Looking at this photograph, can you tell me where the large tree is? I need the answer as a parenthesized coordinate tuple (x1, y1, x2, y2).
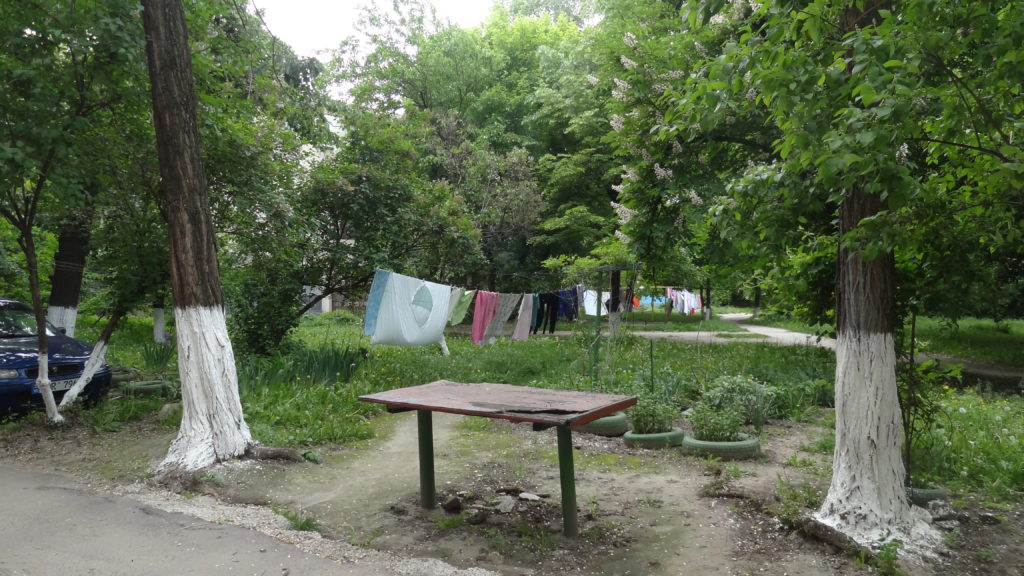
(0, 0, 144, 421)
(656, 0, 1023, 552)
(141, 0, 252, 477)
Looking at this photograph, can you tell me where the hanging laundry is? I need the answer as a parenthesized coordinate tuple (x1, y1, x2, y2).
(363, 269, 391, 337)
(364, 270, 453, 347)
(448, 289, 476, 325)
(482, 293, 523, 344)
(511, 294, 533, 341)
(536, 291, 544, 332)
(557, 289, 575, 320)
(582, 290, 608, 317)
(535, 292, 559, 334)
(639, 295, 665, 307)
(472, 291, 498, 345)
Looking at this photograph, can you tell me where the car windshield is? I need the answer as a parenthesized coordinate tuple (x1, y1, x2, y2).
(0, 308, 57, 338)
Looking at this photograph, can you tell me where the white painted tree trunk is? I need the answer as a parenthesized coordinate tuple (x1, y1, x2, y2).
(46, 306, 77, 337)
(157, 306, 251, 476)
(58, 339, 107, 408)
(153, 307, 167, 344)
(36, 354, 64, 423)
(814, 331, 937, 553)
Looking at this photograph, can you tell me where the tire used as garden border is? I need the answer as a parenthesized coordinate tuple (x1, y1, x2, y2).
(120, 380, 175, 397)
(681, 433, 761, 459)
(623, 427, 684, 449)
(578, 411, 629, 437)
(907, 486, 948, 507)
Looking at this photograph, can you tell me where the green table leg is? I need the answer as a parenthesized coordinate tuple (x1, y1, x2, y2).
(417, 410, 436, 509)
(556, 425, 578, 537)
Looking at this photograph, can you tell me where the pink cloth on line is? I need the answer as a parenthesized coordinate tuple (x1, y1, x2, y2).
(471, 290, 498, 345)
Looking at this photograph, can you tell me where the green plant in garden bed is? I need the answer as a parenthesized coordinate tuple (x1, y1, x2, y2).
(140, 341, 176, 376)
(627, 398, 678, 434)
(700, 375, 782, 432)
(687, 401, 744, 442)
(624, 398, 683, 448)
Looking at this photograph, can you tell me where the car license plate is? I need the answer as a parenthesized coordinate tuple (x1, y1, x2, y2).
(51, 378, 78, 392)
(31, 378, 79, 394)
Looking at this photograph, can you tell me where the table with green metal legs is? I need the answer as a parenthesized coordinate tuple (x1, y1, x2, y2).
(359, 380, 636, 537)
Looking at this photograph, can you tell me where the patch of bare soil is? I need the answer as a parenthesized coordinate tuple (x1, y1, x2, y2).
(1, 409, 1022, 576)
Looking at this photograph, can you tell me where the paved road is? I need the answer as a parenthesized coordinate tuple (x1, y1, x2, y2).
(0, 465, 383, 576)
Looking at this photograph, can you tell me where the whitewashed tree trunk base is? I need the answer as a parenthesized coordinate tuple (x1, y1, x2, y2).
(157, 306, 251, 478)
(59, 340, 107, 408)
(815, 331, 938, 556)
(153, 307, 167, 344)
(36, 355, 64, 423)
(47, 306, 77, 338)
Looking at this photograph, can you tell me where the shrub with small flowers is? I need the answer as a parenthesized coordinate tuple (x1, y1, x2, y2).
(912, 389, 1024, 502)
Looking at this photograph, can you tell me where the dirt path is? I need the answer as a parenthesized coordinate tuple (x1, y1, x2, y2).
(2, 318, 1021, 575)
(201, 411, 862, 576)
(4, 404, 1023, 575)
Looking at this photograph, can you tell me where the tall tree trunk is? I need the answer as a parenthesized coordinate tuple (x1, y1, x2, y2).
(59, 309, 124, 408)
(19, 231, 62, 423)
(608, 270, 621, 338)
(702, 280, 712, 320)
(142, 0, 251, 479)
(152, 293, 168, 344)
(814, 1, 936, 552)
(752, 285, 762, 319)
(47, 220, 92, 337)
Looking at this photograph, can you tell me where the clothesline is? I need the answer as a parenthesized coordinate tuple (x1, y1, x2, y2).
(362, 269, 588, 349)
(361, 269, 702, 351)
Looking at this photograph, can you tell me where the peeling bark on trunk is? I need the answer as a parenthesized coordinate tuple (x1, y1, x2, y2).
(142, 0, 251, 478)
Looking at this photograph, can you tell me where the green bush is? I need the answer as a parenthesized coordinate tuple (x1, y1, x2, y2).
(688, 401, 744, 442)
(627, 398, 678, 434)
(701, 375, 782, 428)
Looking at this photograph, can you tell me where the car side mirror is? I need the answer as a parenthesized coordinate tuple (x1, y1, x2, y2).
(58, 327, 66, 335)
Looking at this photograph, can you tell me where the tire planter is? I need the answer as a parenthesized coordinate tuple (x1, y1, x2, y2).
(907, 486, 948, 507)
(681, 433, 761, 460)
(121, 380, 175, 397)
(623, 427, 684, 449)
(579, 412, 629, 437)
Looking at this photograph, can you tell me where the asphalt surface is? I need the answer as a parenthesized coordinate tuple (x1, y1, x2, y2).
(0, 465, 381, 576)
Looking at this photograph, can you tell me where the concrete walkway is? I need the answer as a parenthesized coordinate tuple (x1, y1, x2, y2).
(718, 313, 836, 349)
(0, 465, 389, 576)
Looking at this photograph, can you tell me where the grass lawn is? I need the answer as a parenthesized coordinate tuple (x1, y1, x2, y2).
(912, 316, 1024, 368)
(51, 309, 1024, 505)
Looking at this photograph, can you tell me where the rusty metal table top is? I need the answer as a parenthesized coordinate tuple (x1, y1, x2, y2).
(358, 380, 636, 428)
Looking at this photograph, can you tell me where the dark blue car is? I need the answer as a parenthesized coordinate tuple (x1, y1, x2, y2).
(0, 299, 113, 415)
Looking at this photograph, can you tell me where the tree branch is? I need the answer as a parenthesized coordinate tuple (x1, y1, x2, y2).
(907, 136, 1011, 162)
